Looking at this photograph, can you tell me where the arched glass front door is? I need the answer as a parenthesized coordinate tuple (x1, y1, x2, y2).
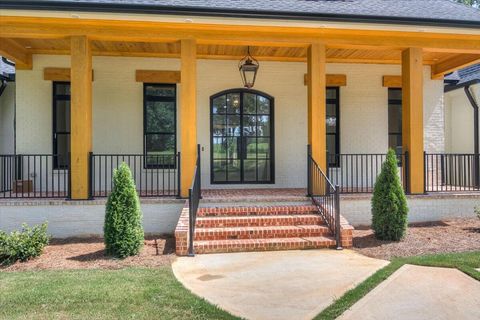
(210, 89, 274, 184)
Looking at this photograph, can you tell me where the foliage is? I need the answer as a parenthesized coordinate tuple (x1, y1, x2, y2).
(0, 222, 50, 265)
(371, 149, 408, 241)
(475, 206, 480, 220)
(104, 163, 144, 258)
(0, 267, 239, 320)
(454, 0, 479, 7)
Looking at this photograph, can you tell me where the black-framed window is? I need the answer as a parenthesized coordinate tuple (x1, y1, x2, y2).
(53, 82, 70, 169)
(143, 83, 177, 168)
(388, 88, 402, 154)
(327, 87, 340, 167)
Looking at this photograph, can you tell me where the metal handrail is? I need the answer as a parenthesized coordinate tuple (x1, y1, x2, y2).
(89, 153, 181, 198)
(425, 152, 480, 192)
(307, 145, 342, 250)
(188, 144, 202, 256)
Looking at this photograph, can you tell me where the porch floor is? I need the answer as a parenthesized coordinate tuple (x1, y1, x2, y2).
(201, 188, 308, 203)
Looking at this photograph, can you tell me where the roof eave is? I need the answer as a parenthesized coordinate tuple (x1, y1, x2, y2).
(1, 1, 480, 29)
(445, 79, 480, 93)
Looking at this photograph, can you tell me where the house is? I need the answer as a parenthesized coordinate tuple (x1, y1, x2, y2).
(445, 65, 479, 154)
(0, 0, 479, 255)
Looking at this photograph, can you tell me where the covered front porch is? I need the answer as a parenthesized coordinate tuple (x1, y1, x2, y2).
(1, 16, 480, 201)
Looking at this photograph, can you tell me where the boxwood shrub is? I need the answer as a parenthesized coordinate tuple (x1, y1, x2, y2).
(104, 163, 144, 258)
(0, 222, 50, 265)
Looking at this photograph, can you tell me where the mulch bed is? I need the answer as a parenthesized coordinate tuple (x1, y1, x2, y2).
(1, 235, 176, 272)
(2, 218, 479, 270)
(353, 218, 480, 260)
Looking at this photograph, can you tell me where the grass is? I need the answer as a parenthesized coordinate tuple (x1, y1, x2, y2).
(315, 251, 480, 320)
(0, 267, 238, 320)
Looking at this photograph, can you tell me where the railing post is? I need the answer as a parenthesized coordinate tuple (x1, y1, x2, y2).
(307, 145, 312, 197)
(404, 151, 410, 194)
(88, 152, 93, 200)
(67, 152, 71, 200)
(197, 144, 201, 199)
(188, 189, 194, 257)
(334, 185, 342, 250)
(177, 152, 181, 198)
(423, 151, 427, 194)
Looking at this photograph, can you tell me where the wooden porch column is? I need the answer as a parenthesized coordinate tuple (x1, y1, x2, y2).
(402, 47, 424, 194)
(307, 42, 327, 171)
(70, 36, 93, 200)
(180, 39, 197, 198)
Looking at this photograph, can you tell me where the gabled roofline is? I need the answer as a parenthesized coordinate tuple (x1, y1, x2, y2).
(1, 0, 480, 29)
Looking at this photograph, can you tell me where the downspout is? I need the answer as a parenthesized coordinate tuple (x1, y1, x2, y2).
(464, 86, 479, 188)
(0, 79, 6, 97)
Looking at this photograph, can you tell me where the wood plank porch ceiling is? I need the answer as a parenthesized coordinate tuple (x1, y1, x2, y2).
(6, 37, 464, 66)
(1, 16, 480, 75)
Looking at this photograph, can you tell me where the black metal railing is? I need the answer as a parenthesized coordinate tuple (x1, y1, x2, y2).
(0, 154, 69, 199)
(327, 153, 409, 194)
(188, 144, 202, 256)
(90, 153, 181, 198)
(307, 146, 342, 249)
(425, 153, 480, 192)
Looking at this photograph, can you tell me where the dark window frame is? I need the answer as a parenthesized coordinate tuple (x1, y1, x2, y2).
(327, 86, 341, 167)
(388, 88, 402, 154)
(209, 88, 275, 185)
(52, 81, 70, 170)
(143, 83, 177, 169)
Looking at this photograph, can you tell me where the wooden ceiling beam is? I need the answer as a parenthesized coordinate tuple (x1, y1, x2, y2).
(28, 48, 437, 65)
(2, 16, 480, 53)
(431, 54, 480, 80)
(0, 38, 32, 69)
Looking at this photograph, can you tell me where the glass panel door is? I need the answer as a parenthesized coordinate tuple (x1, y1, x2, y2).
(211, 90, 274, 184)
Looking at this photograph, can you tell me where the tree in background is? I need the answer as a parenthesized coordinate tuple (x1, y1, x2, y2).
(455, 0, 479, 7)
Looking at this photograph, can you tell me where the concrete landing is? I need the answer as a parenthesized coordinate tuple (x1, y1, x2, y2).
(172, 250, 387, 320)
(339, 264, 480, 320)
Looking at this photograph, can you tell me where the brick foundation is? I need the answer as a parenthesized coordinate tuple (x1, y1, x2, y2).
(174, 203, 190, 256)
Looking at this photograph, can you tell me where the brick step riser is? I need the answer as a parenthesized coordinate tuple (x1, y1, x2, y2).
(198, 207, 318, 217)
(194, 241, 336, 254)
(196, 217, 324, 228)
(198, 211, 318, 217)
(194, 229, 332, 241)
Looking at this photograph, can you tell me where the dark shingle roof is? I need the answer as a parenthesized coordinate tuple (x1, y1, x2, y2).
(444, 64, 480, 89)
(457, 64, 480, 84)
(1, 0, 480, 28)
(0, 58, 15, 80)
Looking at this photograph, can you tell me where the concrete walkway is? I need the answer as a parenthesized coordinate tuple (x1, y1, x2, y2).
(339, 264, 480, 320)
(173, 250, 388, 320)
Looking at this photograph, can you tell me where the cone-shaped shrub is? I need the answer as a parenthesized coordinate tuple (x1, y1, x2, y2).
(371, 149, 408, 241)
(104, 163, 144, 258)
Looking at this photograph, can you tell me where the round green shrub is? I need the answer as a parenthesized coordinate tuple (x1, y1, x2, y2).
(104, 163, 144, 258)
(371, 149, 408, 241)
(0, 222, 50, 265)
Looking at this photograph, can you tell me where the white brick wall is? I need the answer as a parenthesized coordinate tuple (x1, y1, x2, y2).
(0, 200, 184, 237)
(445, 83, 480, 153)
(341, 194, 479, 226)
(0, 83, 15, 154)
(15, 55, 445, 188)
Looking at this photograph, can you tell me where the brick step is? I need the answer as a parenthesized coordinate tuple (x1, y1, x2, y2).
(194, 236, 337, 254)
(194, 224, 331, 241)
(197, 205, 318, 217)
(195, 214, 324, 228)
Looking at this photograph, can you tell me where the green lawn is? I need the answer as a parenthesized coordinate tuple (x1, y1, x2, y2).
(0, 267, 238, 320)
(315, 251, 480, 320)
